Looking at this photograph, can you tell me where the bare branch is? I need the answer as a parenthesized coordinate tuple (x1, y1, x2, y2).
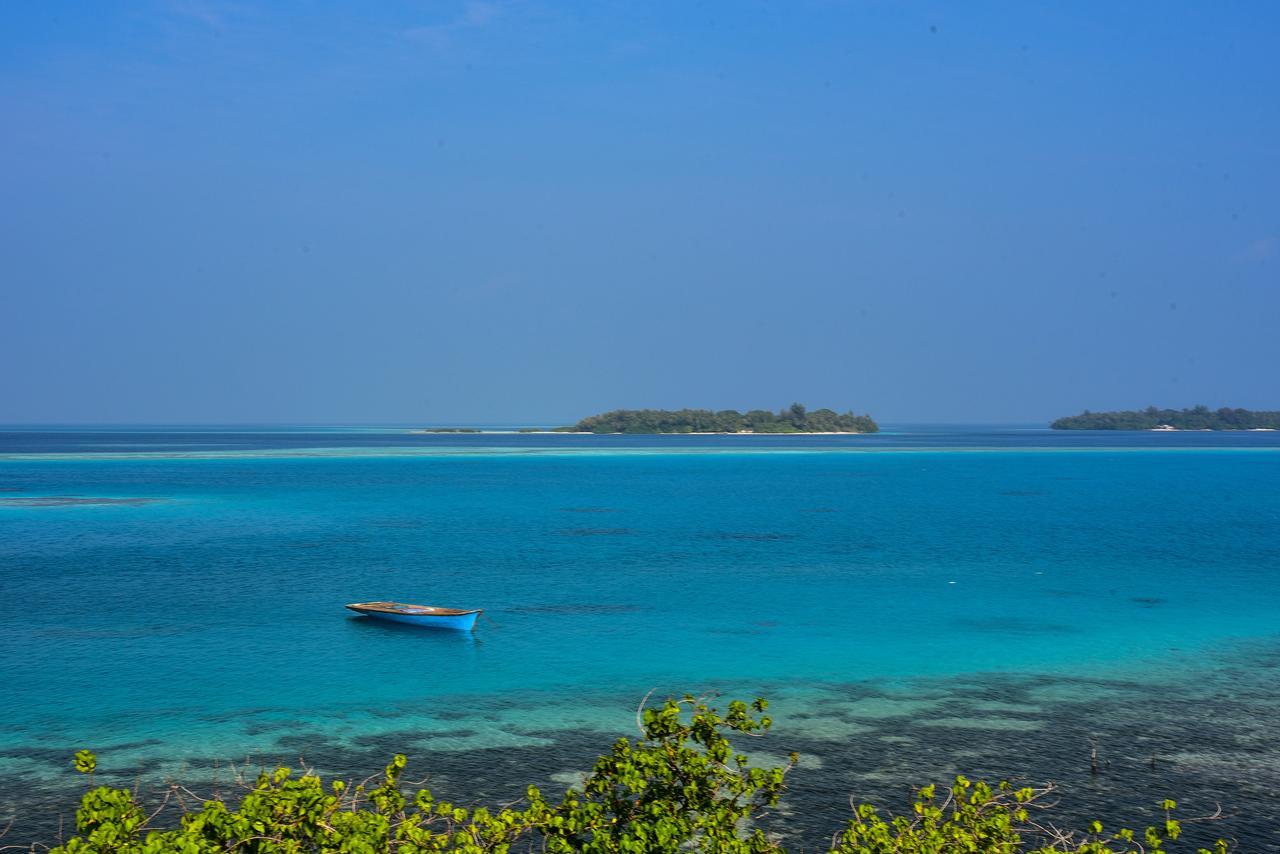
(635, 687, 657, 735)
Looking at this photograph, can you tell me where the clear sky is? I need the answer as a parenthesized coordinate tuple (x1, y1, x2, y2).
(2, 2, 1277, 425)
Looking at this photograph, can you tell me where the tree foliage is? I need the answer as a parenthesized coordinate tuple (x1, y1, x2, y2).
(568, 405, 878, 434)
(48, 696, 1226, 853)
(1051, 406, 1280, 431)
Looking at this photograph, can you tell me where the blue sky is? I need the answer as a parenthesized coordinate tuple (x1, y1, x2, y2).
(2, 1, 1277, 424)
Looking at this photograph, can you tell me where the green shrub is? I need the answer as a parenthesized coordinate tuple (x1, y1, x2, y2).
(50, 696, 1227, 853)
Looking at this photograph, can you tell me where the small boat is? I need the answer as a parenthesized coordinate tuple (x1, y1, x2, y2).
(346, 601, 482, 631)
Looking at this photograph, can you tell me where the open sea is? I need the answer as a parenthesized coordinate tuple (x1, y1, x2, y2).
(1, 425, 1278, 850)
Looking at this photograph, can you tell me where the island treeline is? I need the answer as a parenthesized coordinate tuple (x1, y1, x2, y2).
(564, 403, 878, 434)
(1051, 405, 1280, 431)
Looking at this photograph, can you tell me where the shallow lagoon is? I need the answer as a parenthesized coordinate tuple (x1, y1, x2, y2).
(1, 427, 1278, 848)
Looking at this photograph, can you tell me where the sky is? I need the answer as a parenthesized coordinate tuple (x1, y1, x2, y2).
(1, 1, 1277, 425)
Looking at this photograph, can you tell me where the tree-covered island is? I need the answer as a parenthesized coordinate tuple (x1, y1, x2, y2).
(557, 403, 878, 434)
(1052, 406, 1280, 431)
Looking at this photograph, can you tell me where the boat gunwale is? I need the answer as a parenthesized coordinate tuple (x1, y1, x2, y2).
(346, 601, 482, 617)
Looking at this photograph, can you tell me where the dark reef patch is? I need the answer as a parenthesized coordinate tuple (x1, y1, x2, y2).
(701, 531, 798, 542)
(97, 740, 164, 754)
(506, 603, 640, 616)
(35, 625, 190, 640)
(0, 746, 78, 765)
(289, 535, 368, 549)
(824, 539, 882, 554)
(952, 617, 1081, 636)
(349, 729, 479, 749)
(816, 471, 885, 479)
(242, 720, 311, 736)
(199, 707, 291, 725)
(0, 496, 164, 508)
(274, 733, 336, 753)
(430, 710, 473, 722)
(557, 528, 633, 537)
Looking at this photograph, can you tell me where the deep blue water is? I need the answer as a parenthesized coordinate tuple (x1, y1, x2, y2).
(2, 426, 1278, 848)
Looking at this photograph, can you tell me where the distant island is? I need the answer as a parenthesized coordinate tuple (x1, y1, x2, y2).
(549, 404, 878, 434)
(1051, 406, 1280, 431)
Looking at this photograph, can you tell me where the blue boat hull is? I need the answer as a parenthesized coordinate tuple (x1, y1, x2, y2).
(359, 610, 479, 631)
(346, 602, 481, 631)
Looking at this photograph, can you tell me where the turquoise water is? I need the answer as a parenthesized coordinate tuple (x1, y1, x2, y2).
(2, 427, 1279, 847)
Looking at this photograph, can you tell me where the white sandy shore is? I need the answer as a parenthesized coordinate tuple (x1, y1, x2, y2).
(1147, 426, 1277, 432)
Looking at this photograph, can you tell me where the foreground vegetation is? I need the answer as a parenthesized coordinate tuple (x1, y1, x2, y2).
(561, 404, 878, 434)
(1051, 406, 1280, 431)
(51, 696, 1226, 853)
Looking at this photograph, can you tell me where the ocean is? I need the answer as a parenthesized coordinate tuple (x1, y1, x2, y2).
(1, 426, 1278, 850)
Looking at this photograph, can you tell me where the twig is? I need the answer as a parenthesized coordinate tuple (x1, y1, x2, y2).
(635, 688, 656, 736)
